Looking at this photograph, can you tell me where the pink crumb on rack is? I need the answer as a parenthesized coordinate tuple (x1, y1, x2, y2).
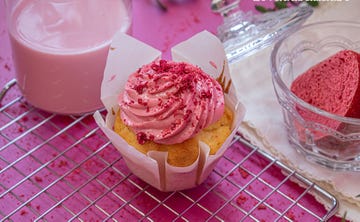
(257, 204, 267, 210)
(238, 167, 249, 179)
(34, 176, 43, 183)
(286, 211, 296, 220)
(236, 194, 247, 205)
(4, 63, 11, 71)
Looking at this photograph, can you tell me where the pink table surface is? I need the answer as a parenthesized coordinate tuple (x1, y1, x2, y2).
(0, 0, 343, 221)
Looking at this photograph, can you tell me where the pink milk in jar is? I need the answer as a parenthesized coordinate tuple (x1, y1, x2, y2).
(7, 0, 131, 114)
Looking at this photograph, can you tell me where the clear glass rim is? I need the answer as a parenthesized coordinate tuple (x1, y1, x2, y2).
(271, 20, 360, 125)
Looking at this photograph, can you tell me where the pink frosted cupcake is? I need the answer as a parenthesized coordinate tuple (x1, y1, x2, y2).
(94, 31, 245, 191)
(114, 59, 233, 167)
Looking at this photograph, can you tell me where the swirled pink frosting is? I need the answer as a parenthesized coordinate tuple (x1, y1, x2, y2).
(119, 60, 225, 145)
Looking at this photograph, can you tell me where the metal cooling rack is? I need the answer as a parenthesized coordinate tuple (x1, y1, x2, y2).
(0, 80, 338, 221)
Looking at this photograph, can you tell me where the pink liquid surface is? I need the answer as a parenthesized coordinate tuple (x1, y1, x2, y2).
(8, 0, 131, 114)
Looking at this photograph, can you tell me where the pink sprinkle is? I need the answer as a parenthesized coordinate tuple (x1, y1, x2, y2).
(209, 61, 217, 69)
(109, 75, 116, 82)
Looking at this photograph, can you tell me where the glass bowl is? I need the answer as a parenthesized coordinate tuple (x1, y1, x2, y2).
(271, 21, 360, 171)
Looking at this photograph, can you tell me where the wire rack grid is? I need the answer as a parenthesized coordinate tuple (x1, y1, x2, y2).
(0, 80, 338, 221)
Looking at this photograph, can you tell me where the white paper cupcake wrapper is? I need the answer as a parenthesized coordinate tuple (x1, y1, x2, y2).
(94, 31, 245, 191)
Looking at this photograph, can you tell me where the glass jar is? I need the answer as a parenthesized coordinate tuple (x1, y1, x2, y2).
(5, 0, 132, 114)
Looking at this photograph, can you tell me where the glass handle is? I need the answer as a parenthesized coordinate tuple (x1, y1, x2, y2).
(211, 1, 314, 64)
(211, 0, 241, 17)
